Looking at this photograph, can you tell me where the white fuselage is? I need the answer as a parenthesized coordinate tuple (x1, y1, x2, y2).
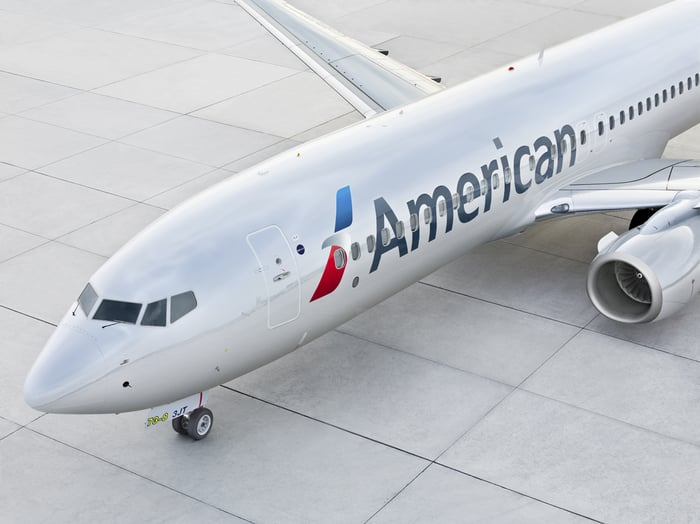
(24, 0, 700, 414)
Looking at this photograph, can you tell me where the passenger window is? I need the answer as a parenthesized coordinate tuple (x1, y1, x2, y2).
(438, 199, 446, 217)
(333, 248, 347, 270)
(409, 214, 419, 232)
(679, 82, 684, 95)
(598, 121, 604, 136)
(492, 173, 500, 190)
(550, 144, 557, 157)
(629, 106, 634, 120)
(663, 89, 668, 103)
(78, 283, 98, 316)
(452, 193, 460, 209)
(424, 207, 432, 224)
(504, 166, 512, 183)
(380, 227, 390, 247)
(480, 179, 488, 195)
(695, 73, 699, 87)
(655, 93, 660, 107)
(609, 116, 615, 131)
(396, 221, 405, 240)
(580, 130, 587, 146)
(350, 242, 361, 261)
(529, 155, 536, 171)
(688, 77, 692, 90)
(646, 97, 651, 111)
(620, 110, 626, 125)
(170, 291, 197, 324)
(638, 101, 643, 115)
(94, 299, 142, 324)
(465, 185, 474, 203)
(671, 85, 676, 98)
(367, 235, 376, 253)
(142, 299, 167, 327)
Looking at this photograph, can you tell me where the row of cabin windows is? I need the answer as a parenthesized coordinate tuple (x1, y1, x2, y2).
(343, 73, 700, 273)
(598, 73, 700, 136)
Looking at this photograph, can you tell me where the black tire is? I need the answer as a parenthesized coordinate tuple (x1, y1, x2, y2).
(171, 415, 188, 435)
(187, 408, 214, 440)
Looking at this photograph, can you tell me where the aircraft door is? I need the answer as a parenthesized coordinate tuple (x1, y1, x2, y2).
(246, 226, 301, 328)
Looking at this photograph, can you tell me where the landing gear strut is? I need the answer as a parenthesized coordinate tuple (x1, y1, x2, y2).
(172, 407, 214, 440)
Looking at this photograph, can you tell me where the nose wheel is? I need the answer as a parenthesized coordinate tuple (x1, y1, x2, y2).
(172, 407, 214, 440)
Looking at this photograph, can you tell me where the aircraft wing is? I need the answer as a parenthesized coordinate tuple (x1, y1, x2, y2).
(535, 159, 700, 219)
(236, 0, 444, 118)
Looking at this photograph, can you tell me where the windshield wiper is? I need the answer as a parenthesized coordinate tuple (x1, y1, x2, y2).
(101, 320, 126, 329)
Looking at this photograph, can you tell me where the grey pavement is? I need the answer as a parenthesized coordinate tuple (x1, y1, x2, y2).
(1, 1, 695, 523)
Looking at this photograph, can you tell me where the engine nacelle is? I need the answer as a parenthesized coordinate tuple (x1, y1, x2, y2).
(588, 197, 700, 323)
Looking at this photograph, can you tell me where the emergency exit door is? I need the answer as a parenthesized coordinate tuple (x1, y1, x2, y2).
(246, 226, 301, 328)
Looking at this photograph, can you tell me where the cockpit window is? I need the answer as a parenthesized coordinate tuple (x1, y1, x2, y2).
(141, 299, 167, 327)
(78, 283, 98, 316)
(171, 291, 197, 323)
(93, 300, 142, 324)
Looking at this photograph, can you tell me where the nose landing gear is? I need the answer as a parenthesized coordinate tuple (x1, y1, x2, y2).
(172, 407, 214, 440)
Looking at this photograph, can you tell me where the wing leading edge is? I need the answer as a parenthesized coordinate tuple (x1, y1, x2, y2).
(236, 0, 444, 117)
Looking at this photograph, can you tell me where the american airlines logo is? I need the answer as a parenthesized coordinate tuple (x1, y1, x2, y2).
(310, 186, 353, 302)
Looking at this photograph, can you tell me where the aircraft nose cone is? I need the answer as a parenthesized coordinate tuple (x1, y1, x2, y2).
(24, 325, 106, 413)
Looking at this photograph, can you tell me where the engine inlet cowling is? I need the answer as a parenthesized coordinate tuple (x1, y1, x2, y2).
(587, 253, 662, 323)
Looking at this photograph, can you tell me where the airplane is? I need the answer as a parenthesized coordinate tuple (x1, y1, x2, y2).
(23, 0, 700, 440)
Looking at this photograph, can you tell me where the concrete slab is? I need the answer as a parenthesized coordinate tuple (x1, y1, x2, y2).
(576, 0, 674, 18)
(21, 92, 179, 140)
(41, 141, 213, 201)
(194, 72, 356, 139)
(0, 163, 25, 182)
(224, 140, 302, 174)
(0, 116, 106, 170)
(504, 213, 630, 264)
(370, 35, 463, 70)
(587, 304, 700, 361)
(0, 10, 76, 46)
(477, 10, 618, 58)
(368, 464, 590, 524)
(97, 54, 298, 113)
(440, 390, 700, 523)
(0, 242, 105, 324)
(0, 71, 77, 114)
(29, 388, 427, 524)
(232, 330, 512, 458)
(0, 418, 19, 440)
(0, 224, 45, 263)
(58, 204, 165, 258)
(290, 112, 362, 143)
(222, 33, 307, 71)
(524, 330, 700, 445)
(423, 241, 599, 326)
(0, 28, 202, 90)
(145, 169, 235, 210)
(0, 429, 246, 523)
(340, 283, 580, 386)
(0, 308, 52, 425)
(99, 0, 266, 52)
(122, 116, 283, 168)
(0, 172, 132, 238)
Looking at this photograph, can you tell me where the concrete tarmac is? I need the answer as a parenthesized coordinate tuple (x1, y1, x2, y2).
(2, 1, 699, 522)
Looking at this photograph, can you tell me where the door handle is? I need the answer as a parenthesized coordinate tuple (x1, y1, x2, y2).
(273, 271, 291, 282)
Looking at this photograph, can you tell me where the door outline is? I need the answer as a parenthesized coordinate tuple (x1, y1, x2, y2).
(246, 225, 301, 329)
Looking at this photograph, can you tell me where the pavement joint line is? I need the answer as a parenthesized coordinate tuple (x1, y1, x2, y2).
(433, 462, 607, 524)
(519, 387, 700, 451)
(0, 304, 56, 327)
(362, 463, 433, 524)
(417, 280, 591, 329)
(333, 327, 517, 389)
(19, 425, 256, 524)
(222, 385, 604, 522)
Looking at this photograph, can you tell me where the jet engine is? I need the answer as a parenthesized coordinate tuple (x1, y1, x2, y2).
(587, 195, 700, 323)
